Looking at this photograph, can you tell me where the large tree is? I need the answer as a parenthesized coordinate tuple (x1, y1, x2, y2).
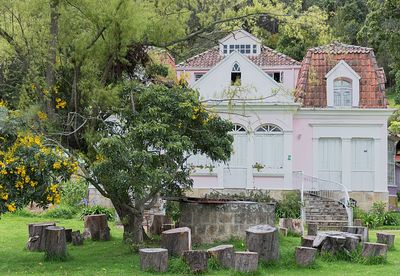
(84, 83, 233, 242)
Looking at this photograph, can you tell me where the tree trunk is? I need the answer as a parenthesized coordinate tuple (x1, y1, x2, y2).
(114, 202, 144, 243)
(83, 214, 110, 241)
(45, 0, 59, 118)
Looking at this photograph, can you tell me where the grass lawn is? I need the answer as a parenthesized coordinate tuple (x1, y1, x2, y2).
(1, 214, 400, 275)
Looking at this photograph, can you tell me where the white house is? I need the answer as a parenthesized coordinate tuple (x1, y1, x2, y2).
(176, 30, 393, 210)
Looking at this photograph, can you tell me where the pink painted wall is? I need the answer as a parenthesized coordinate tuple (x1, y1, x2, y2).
(253, 176, 284, 189)
(292, 118, 314, 175)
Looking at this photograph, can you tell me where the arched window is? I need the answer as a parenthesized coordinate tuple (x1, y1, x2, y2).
(333, 78, 352, 107)
(232, 124, 246, 132)
(231, 62, 241, 86)
(254, 124, 284, 169)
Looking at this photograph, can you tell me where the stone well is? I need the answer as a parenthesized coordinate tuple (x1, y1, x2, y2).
(179, 201, 275, 244)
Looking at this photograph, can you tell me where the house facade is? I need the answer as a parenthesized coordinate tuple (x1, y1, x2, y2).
(177, 30, 393, 210)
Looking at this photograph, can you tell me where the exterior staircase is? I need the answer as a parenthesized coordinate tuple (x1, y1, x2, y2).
(304, 193, 349, 230)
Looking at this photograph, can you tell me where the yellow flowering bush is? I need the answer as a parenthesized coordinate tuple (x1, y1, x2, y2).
(0, 133, 77, 215)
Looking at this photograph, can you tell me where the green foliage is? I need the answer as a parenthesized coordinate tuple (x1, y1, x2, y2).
(59, 178, 88, 207)
(275, 191, 301, 219)
(167, 257, 190, 274)
(42, 205, 78, 219)
(0, 107, 77, 215)
(79, 205, 115, 221)
(145, 64, 169, 78)
(165, 200, 181, 223)
(355, 201, 400, 229)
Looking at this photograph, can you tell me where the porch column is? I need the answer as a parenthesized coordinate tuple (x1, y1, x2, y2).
(342, 138, 352, 191)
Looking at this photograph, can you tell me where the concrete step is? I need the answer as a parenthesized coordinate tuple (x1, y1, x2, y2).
(306, 220, 349, 228)
(306, 214, 348, 221)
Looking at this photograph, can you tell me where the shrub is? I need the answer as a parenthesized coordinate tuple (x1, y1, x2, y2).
(79, 205, 115, 221)
(275, 191, 301, 219)
(42, 205, 78, 219)
(60, 178, 88, 207)
(165, 200, 180, 223)
(355, 201, 400, 229)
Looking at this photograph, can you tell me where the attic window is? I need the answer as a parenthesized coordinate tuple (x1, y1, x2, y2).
(231, 63, 241, 86)
(333, 78, 352, 106)
(194, 73, 204, 81)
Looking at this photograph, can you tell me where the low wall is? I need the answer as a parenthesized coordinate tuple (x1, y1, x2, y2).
(179, 201, 275, 244)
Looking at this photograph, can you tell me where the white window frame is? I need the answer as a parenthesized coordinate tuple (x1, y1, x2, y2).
(333, 78, 352, 107)
(253, 124, 284, 172)
(326, 60, 361, 107)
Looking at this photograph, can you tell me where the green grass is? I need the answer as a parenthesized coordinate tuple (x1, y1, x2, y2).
(1, 214, 400, 275)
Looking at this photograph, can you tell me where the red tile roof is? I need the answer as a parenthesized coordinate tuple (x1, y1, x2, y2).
(295, 42, 387, 108)
(177, 46, 301, 69)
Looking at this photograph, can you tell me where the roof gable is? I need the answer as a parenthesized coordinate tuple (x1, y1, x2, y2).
(218, 29, 261, 44)
(325, 60, 361, 80)
(192, 51, 293, 104)
(295, 42, 387, 108)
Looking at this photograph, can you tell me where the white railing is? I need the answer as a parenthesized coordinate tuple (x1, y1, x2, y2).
(293, 171, 353, 229)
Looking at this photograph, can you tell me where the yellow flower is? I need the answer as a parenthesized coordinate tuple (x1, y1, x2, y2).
(55, 98, 66, 109)
(54, 193, 61, 204)
(6, 203, 16, 212)
(25, 176, 30, 183)
(37, 111, 48, 121)
(53, 162, 61, 170)
(42, 88, 49, 95)
(49, 184, 58, 193)
(1, 193, 8, 201)
(15, 181, 24, 190)
(31, 83, 36, 90)
(47, 194, 53, 202)
(30, 181, 38, 187)
(0, 100, 6, 107)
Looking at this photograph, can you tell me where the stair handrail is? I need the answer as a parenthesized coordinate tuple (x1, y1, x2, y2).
(293, 171, 353, 230)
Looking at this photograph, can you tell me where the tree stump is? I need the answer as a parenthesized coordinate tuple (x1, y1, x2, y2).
(307, 223, 318, 236)
(27, 222, 56, 251)
(362, 242, 388, 258)
(341, 226, 368, 242)
(161, 224, 175, 231)
(161, 227, 191, 256)
(83, 214, 110, 241)
(65, 229, 72, 243)
(321, 236, 346, 255)
(295, 246, 317, 267)
(376, 232, 395, 248)
(234, 252, 258, 273)
(301, 236, 316, 248)
(183, 250, 208, 273)
(344, 236, 360, 252)
(139, 248, 168, 272)
(353, 219, 363, 226)
(44, 226, 67, 260)
(149, 215, 172, 236)
(278, 227, 288, 237)
(279, 218, 302, 235)
(246, 224, 279, 262)
(71, 230, 84, 246)
(207, 244, 234, 268)
(314, 231, 362, 254)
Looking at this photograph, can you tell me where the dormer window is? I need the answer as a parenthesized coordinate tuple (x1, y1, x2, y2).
(325, 60, 361, 107)
(231, 62, 241, 86)
(333, 78, 352, 106)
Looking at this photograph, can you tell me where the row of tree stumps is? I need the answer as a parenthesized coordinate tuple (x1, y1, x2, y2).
(139, 224, 280, 273)
(26, 214, 110, 260)
(295, 222, 396, 267)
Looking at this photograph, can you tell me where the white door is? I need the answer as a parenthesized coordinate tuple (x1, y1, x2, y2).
(352, 138, 374, 191)
(223, 125, 248, 188)
(318, 138, 342, 183)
